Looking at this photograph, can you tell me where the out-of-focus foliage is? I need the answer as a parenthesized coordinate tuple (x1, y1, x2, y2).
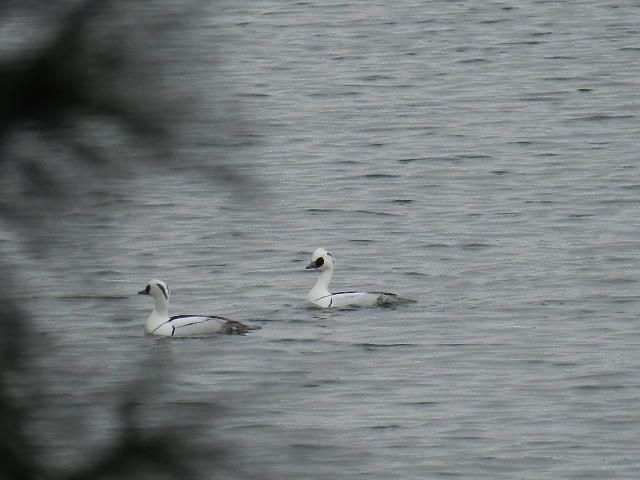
(0, 1, 253, 478)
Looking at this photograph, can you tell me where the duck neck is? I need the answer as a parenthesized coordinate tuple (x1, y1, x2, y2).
(152, 296, 169, 319)
(312, 268, 333, 297)
(145, 296, 169, 334)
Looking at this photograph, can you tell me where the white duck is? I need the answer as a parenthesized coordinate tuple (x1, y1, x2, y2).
(138, 279, 259, 336)
(305, 248, 415, 308)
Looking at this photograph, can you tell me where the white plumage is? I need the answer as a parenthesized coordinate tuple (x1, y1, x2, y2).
(138, 279, 259, 336)
(305, 248, 415, 308)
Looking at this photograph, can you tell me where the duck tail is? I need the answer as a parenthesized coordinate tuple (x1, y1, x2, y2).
(223, 320, 261, 335)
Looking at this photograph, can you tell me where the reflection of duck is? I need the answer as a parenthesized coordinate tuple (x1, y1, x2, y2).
(138, 279, 259, 336)
(305, 248, 415, 308)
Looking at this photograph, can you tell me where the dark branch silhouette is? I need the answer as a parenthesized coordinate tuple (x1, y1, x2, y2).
(0, 2, 259, 479)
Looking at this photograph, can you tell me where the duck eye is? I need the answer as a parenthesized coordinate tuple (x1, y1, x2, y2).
(315, 257, 324, 268)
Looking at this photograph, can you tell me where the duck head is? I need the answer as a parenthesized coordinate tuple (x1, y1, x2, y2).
(305, 248, 334, 272)
(138, 279, 170, 301)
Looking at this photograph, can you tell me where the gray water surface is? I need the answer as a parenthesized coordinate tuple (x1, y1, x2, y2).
(4, 1, 640, 479)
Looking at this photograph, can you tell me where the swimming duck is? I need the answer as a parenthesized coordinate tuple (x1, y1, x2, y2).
(138, 279, 259, 336)
(305, 248, 415, 308)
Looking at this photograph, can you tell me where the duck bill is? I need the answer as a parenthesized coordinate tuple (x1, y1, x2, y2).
(305, 262, 317, 270)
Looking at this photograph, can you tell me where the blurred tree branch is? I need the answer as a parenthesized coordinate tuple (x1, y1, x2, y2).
(0, 1, 257, 479)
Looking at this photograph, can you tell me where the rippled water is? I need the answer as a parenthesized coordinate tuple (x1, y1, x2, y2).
(5, 1, 640, 478)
